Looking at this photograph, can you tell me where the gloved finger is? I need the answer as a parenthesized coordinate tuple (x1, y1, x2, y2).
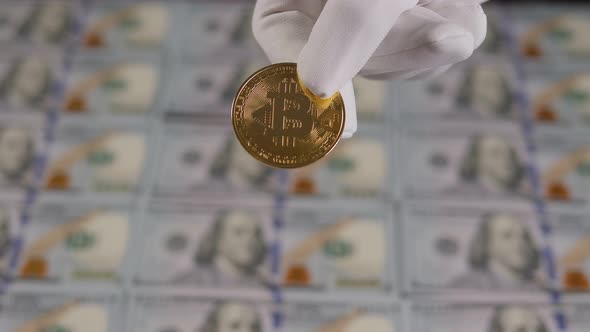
(252, 0, 357, 139)
(358, 5, 474, 77)
(252, 0, 321, 63)
(298, 0, 419, 99)
(362, 64, 452, 80)
(424, 0, 487, 49)
(408, 64, 452, 79)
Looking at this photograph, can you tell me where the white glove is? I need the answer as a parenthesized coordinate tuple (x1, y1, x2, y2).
(253, 0, 488, 138)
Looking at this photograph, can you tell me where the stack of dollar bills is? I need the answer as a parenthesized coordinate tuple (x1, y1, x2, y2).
(0, 1, 588, 331)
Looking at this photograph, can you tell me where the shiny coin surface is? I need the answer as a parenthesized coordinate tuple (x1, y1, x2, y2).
(232, 63, 345, 169)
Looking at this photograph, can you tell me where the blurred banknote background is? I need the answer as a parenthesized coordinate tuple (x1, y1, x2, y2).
(0, 0, 589, 331)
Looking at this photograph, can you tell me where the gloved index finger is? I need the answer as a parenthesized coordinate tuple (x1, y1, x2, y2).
(252, 0, 322, 63)
(297, 0, 419, 98)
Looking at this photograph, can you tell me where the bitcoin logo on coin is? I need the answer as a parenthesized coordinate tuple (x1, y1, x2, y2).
(232, 63, 345, 168)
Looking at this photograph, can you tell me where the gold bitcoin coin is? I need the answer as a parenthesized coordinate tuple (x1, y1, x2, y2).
(232, 63, 345, 169)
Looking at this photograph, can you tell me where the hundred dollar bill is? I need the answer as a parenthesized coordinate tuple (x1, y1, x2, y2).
(512, 5, 590, 66)
(401, 124, 530, 200)
(133, 205, 274, 289)
(546, 209, 590, 293)
(42, 122, 150, 195)
(153, 122, 278, 198)
(535, 133, 590, 205)
(403, 203, 548, 292)
(0, 115, 43, 198)
(177, 3, 255, 58)
(81, 2, 175, 53)
(287, 124, 390, 199)
(0, 292, 125, 332)
(0, 48, 61, 113)
(280, 202, 394, 293)
(0, 1, 76, 46)
(62, 56, 161, 117)
(523, 65, 590, 126)
(396, 58, 519, 122)
(411, 302, 558, 332)
(129, 295, 272, 332)
(279, 299, 401, 332)
(16, 199, 132, 285)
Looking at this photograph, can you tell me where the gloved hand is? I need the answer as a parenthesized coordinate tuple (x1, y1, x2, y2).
(253, 0, 488, 138)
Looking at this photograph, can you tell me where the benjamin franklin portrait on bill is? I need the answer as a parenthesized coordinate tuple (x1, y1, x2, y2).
(449, 134, 525, 196)
(198, 302, 262, 332)
(174, 210, 268, 286)
(0, 127, 34, 189)
(451, 213, 543, 290)
(487, 306, 548, 332)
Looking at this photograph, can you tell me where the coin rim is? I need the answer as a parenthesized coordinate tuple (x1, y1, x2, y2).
(231, 62, 345, 169)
